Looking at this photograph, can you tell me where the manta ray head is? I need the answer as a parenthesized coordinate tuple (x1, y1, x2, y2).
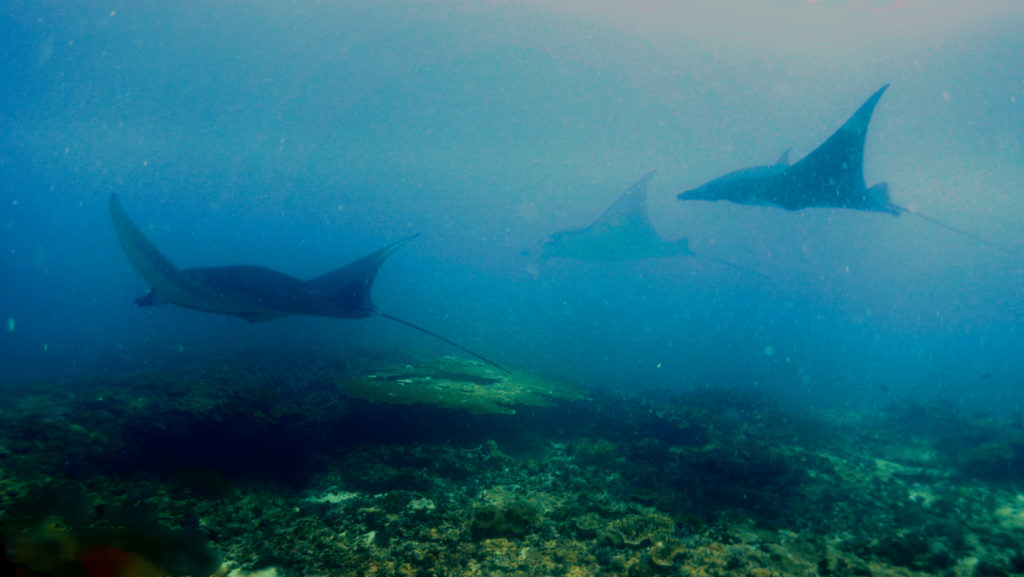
(677, 176, 740, 203)
(678, 164, 788, 206)
(678, 183, 715, 202)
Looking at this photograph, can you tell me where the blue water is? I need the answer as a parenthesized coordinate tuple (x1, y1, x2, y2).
(2, 2, 1022, 413)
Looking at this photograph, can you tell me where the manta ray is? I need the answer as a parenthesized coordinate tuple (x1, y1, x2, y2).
(678, 84, 894, 213)
(527, 172, 692, 261)
(677, 84, 1002, 249)
(109, 194, 509, 373)
(525, 172, 763, 275)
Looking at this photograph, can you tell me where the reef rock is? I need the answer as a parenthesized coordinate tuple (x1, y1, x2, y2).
(343, 356, 585, 414)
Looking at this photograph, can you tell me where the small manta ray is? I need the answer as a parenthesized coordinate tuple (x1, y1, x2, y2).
(109, 194, 509, 373)
(527, 172, 690, 261)
(525, 172, 762, 275)
(677, 84, 1004, 250)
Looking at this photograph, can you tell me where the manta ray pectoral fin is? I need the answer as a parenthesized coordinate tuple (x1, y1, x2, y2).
(780, 84, 890, 210)
(307, 233, 422, 313)
(589, 170, 657, 230)
(110, 194, 223, 310)
(775, 149, 792, 166)
(796, 84, 889, 176)
(636, 170, 657, 187)
(109, 194, 182, 287)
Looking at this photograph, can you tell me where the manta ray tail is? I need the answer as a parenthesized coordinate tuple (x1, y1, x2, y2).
(313, 236, 511, 373)
(696, 253, 771, 280)
(889, 203, 1016, 253)
(670, 234, 768, 278)
(375, 311, 511, 375)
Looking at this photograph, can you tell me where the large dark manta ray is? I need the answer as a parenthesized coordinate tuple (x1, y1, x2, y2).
(109, 194, 509, 374)
(677, 84, 1006, 251)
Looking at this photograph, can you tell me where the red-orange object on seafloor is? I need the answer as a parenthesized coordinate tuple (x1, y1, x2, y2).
(75, 545, 163, 577)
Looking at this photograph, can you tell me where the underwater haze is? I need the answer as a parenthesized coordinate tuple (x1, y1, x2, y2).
(2, 0, 1023, 413)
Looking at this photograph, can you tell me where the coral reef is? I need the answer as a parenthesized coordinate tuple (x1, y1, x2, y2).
(1, 350, 1023, 576)
(471, 501, 541, 539)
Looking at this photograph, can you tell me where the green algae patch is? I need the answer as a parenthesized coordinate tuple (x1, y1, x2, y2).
(341, 356, 586, 415)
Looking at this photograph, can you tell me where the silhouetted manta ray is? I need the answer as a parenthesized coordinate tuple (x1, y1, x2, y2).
(526, 172, 763, 275)
(109, 194, 509, 374)
(528, 172, 691, 261)
(677, 84, 1004, 250)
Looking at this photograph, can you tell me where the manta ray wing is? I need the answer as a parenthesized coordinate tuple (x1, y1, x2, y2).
(109, 194, 256, 315)
(780, 83, 890, 211)
(588, 170, 657, 235)
(306, 233, 421, 314)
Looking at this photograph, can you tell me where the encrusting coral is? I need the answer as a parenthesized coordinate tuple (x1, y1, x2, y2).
(604, 510, 676, 547)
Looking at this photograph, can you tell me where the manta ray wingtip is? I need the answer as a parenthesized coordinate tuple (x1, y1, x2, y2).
(868, 83, 891, 105)
(384, 233, 422, 254)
